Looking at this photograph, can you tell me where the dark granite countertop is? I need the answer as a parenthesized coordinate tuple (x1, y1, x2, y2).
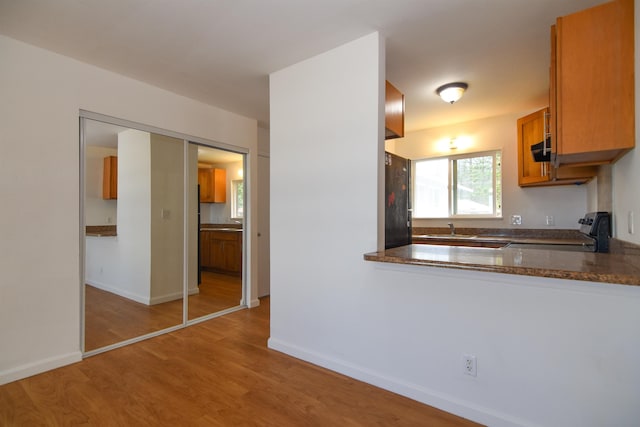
(200, 223, 243, 232)
(364, 243, 640, 286)
(86, 225, 117, 237)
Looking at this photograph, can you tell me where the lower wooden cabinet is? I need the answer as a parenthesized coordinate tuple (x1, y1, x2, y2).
(200, 230, 242, 275)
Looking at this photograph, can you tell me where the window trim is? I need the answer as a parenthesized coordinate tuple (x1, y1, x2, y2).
(412, 150, 502, 220)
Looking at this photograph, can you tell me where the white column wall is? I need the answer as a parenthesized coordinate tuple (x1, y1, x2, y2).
(150, 134, 185, 304)
(116, 130, 152, 301)
(0, 34, 257, 384)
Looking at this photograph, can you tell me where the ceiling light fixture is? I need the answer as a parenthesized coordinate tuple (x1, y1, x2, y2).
(436, 82, 468, 104)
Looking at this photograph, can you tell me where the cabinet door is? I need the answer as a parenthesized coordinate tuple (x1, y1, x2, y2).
(210, 237, 225, 270)
(198, 169, 214, 202)
(554, 0, 634, 166)
(222, 233, 242, 274)
(200, 231, 213, 268)
(198, 168, 227, 203)
(517, 108, 550, 186)
(212, 169, 226, 203)
(385, 81, 404, 140)
(102, 156, 118, 199)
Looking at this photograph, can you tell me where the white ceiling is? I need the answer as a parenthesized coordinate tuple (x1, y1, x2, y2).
(0, 0, 604, 132)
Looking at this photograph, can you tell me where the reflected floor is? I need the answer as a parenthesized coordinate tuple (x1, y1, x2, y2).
(85, 271, 242, 351)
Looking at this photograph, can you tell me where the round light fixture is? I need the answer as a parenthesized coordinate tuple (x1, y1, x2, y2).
(436, 82, 468, 104)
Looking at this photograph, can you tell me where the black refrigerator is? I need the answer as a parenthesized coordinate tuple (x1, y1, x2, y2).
(385, 152, 412, 249)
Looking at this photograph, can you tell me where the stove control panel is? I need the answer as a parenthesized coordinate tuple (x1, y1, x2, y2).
(578, 212, 611, 252)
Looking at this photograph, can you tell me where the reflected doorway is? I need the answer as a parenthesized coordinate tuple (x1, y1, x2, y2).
(188, 144, 245, 320)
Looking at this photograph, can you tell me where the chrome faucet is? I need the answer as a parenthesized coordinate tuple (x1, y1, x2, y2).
(447, 222, 455, 235)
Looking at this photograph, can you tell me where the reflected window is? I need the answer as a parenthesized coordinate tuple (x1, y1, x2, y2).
(232, 179, 244, 219)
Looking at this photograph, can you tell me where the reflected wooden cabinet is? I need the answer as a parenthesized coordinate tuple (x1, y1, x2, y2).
(198, 167, 226, 203)
(385, 80, 404, 140)
(102, 156, 117, 199)
(200, 230, 242, 275)
(551, 0, 635, 166)
(517, 108, 596, 187)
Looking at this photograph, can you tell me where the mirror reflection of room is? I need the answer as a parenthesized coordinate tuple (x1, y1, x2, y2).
(189, 144, 245, 321)
(83, 120, 185, 352)
(83, 118, 246, 354)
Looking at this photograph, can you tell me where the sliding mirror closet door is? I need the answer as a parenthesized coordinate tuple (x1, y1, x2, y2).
(83, 118, 185, 352)
(187, 144, 245, 320)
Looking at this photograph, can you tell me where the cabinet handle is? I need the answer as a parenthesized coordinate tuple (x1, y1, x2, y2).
(542, 111, 551, 156)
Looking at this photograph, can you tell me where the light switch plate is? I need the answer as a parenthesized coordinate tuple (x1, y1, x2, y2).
(511, 215, 522, 225)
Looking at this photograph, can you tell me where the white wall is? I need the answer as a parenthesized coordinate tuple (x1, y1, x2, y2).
(116, 130, 152, 301)
(84, 145, 118, 226)
(390, 113, 589, 230)
(269, 31, 640, 427)
(611, 0, 640, 245)
(257, 126, 270, 297)
(0, 34, 258, 384)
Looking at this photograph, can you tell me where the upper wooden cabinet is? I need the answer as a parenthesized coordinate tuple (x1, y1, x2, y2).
(551, 0, 635, 167)
(518, 108, 597, 187)
(102, 156, 117, 199)
(198, 167, 226, 203)
(385, 80, 404, 140)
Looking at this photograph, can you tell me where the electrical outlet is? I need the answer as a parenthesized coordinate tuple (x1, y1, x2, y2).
(462, 354, 477, 377)
(629, 211, 635, 235)
(545, 215, 555, 226)
(511, 214, 522, 225)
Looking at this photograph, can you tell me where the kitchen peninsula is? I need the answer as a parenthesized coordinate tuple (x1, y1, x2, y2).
(365, 243, 640, 286)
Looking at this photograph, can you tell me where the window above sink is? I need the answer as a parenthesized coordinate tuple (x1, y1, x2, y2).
(413, 150, 502, 219)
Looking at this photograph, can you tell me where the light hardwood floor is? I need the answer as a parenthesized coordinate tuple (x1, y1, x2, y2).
(1, 298, 483, 426)
(85, 271, 242, 351)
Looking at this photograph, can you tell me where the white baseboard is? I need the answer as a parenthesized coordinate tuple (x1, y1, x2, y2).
(267, 338, 536, 427)
(149, 291, 183, 305)
(0, 351, 82, 386)
(86, 279, 149, 304)
(87, 281, 199, 305)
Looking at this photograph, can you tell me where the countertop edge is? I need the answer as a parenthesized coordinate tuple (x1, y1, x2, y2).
(364, 248, 640, 287)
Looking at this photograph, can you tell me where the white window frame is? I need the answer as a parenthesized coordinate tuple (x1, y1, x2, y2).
(412, 150, 502, 219)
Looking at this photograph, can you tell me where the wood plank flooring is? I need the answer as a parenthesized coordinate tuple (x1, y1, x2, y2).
(85, 271, 242, 351)
(1, 298, 483, 426)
